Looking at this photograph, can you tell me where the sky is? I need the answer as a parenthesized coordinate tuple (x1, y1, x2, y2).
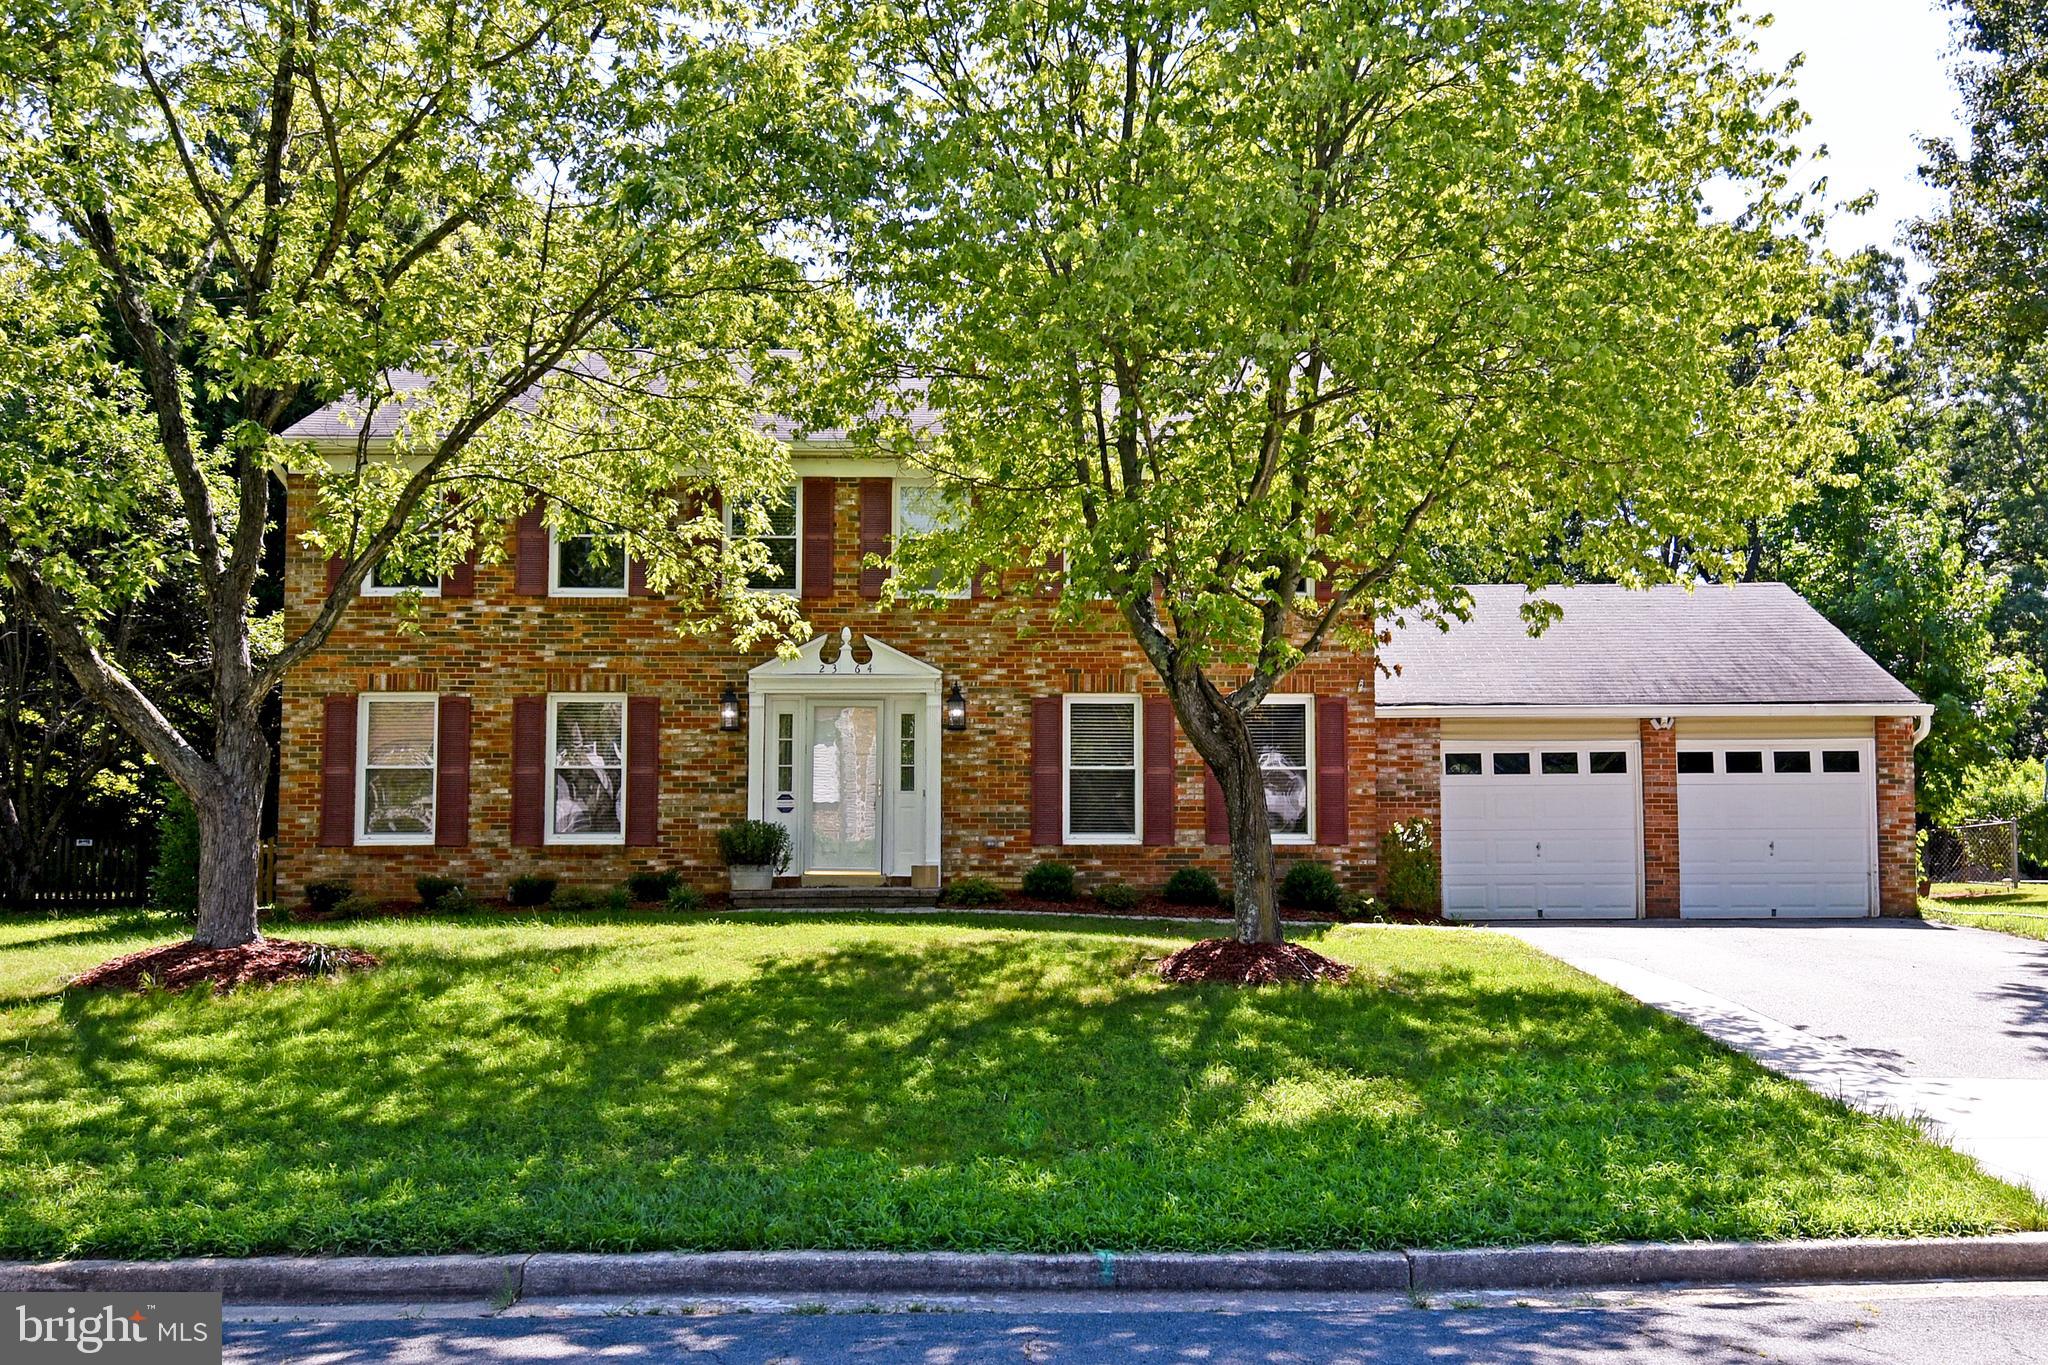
(1744, 0, 1971, 263)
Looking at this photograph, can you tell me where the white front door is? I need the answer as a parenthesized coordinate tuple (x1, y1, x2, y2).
(1678, 741, 1875, 918)
(806, 702, 883, 874)
(1440, 743, 1643, 920)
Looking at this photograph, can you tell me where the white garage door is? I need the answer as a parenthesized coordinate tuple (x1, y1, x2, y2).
(1678, 741, 1875, 918)
(1440, 743, 1642, 920)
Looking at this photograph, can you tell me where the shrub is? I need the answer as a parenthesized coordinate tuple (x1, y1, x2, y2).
(415, 875, 463, 910)
(507, 873, 558, 907)
(1338, 890, 1384, 921)
(718, 819, 792, 872)
(940, 874, 1003, 906)
(331, 894, 381, 920)
(436, 889, 484, 915)
(665, 883, 706, 913)
(627, 870, 682, 903)
(1020, 860, 1076, 900)
(553, 884, 629, 914)
(304, 877, 355, 915)
(1383, 819, 1441, 914)
(1093, 880, 1140, 912)
(1161, 866, 1222, 907)
(149, 785, 200, 921)
(1279, 862, 1342, 915)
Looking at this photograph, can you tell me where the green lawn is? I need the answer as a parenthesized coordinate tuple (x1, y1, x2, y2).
(0, 909, 2040, 1259)
(1924, 884, 2048, 942)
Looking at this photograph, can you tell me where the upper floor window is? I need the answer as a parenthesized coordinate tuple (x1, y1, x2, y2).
(549, 694, 626, 843)
(727, 486, 798, 593)
(895, 481, 968, 598)
(551, 532, 628, 596)
(1249, 696, 1312, 842)
(358, 694, 437, 842)
(1065, 695, 1140, 844)
(364, 555, 440, 597)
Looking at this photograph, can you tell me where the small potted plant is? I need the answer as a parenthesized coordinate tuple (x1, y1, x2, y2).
(718, 819, 792, 892)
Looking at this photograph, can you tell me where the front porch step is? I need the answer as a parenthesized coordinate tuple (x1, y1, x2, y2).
(730, 886, 941, 911)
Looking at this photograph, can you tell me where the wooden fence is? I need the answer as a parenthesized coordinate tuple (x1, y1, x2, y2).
(21, 835, 152, 908)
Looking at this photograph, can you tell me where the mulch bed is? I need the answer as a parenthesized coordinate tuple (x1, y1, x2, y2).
(1157, 937, 1354, 985)
(997, 894, 1345, 922)
(68, 938, 382, 994)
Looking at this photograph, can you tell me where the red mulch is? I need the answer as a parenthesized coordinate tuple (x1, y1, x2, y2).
(68, 938, 381, 994)
(1157, 937, 1353, 985)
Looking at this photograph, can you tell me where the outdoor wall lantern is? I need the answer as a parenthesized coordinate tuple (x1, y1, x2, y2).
(719, 686, 743, 732)
(943, 681, 969, 732)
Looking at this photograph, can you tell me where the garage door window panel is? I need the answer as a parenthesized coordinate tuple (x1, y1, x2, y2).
(1774, 751, 1813, 774)
(1445, 752, 1482, 776)
(1724, 751, 1763, 774)
(1493, 752, 1531, 776)
(1590, 751, 1628, 774)
(1822, 750, 1861, 773)
(1541, 752, 1579, 775)
(1677, 751, 1714, 774)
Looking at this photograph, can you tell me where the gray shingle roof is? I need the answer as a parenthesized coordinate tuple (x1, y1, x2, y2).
(1377, 583, 1921, 710)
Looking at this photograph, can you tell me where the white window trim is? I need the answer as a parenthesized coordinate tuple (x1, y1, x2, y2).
(548, 530, 630, 598)
(1255, 693, 1316, 845)
(356, 692, 438, 845)
(893, 480, 969, 599)
(725, 485, 801, 596)
(545, 692, 629, 846)
(363, 556, 442, 598)
(1063, 692, 1142, 846)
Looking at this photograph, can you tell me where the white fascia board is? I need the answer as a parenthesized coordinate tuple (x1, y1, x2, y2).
(1377, 702, 1934, 722)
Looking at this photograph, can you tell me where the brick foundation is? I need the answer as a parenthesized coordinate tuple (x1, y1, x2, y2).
(1372, 717, 1439, 900)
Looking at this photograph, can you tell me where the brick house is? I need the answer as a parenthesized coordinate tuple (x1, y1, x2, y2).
(278, 421, 1930, 918)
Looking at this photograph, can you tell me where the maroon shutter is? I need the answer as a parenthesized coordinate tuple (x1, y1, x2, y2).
(435, 695, 471, 847)
(511, 696, 545, 846)
(626, 696, 660, 846)
(1030, 697, 1063, 846)
(325, 556, 345, 593)
(1316, 696, 1349, 845)
(1203, 768, 1228, 845)
(801, 477, 835, 599)
(1142, 698, 1174, 846)
(320, 694, 356, 847)
(1042, 551, 1065, 596)
(513, 502, 549, 596)
(1313, 513, 1334, 602)
(627, 555, 650, 597)
(440, 549, 476, 597)
(858, 478, 892, 599)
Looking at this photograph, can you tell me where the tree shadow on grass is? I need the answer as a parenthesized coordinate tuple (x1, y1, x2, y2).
(3, 925, 2039, 1259)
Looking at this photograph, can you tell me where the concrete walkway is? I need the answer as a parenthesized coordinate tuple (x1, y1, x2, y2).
(1500, 919, 2048, 1198)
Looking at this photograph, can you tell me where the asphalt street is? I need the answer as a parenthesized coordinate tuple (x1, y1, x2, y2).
(223, 1281, 2048, 1363)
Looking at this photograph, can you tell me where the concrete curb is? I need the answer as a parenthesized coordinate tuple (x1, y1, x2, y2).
(5, 1236, 2047, 1301)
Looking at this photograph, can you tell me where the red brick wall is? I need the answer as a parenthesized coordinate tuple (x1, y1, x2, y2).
(1876, 715, 1918, 917)
(1639, 720, 1679, 918)
(1372, 717, 1439, 898)
(277, 476, 1381, 900)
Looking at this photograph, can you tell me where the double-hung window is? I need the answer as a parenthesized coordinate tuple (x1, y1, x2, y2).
(548, 695, 627, 843)
(727, 485, 799, 593)
(550, 531, 628, 596)
(358, 694, 437, 842)
(1064, 695, 1140, 843)
(365, 555, 440, 597)
(1248, 696, 1313, 842)
(894, 481, 967, 597)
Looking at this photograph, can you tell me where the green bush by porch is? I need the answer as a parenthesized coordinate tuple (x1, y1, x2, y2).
(0, 910, 2039, 1258)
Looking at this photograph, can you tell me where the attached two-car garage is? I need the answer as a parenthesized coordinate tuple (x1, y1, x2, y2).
(1378, 583, 1929, 923)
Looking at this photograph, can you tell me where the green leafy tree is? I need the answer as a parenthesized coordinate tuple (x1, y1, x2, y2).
(835, 0, 1855, 942)
(0, 0, 837, 947)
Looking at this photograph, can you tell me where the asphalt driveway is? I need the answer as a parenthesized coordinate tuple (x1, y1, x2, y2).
(1501, 920, 2048, 1197)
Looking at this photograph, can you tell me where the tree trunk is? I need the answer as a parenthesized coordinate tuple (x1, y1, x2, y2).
(1161, 675, 1282, 943)
(189, 721, 271, 948)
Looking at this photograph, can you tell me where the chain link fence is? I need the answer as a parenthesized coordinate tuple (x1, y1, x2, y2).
(1923, 819, 2022, 888)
